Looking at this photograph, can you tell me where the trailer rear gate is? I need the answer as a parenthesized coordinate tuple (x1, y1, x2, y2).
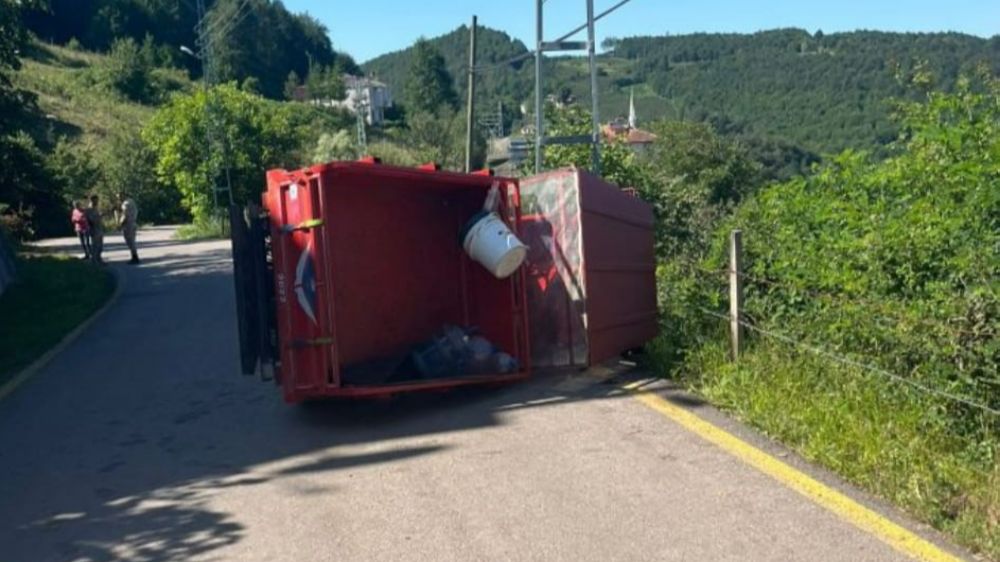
(264, 162, 530, 402)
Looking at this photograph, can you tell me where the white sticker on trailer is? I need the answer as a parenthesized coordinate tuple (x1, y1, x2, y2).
(289, 183, 298, 200)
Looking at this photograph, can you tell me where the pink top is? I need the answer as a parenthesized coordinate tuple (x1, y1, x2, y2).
(71, 208, 89, 233)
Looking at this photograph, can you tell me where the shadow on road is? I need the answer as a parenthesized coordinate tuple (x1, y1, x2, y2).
(0, 231, 680, 562)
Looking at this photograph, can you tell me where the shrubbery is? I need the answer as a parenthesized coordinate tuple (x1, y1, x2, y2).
(100, 37, 153, 102)
(143, 83, 352, 224)
(656, 74, 999, 557)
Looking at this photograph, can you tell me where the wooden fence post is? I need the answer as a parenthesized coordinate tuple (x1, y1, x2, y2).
(729, 229, 743, 360)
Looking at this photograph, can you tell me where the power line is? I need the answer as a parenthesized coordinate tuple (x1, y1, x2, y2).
(472, 0, 633, 74)
(198, 0, 250, 38)
(197, 0, 252, 54)
(697, 307, 1000, 417)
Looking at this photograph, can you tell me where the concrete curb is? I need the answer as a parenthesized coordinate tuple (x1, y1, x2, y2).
(0, 265, 125, 402)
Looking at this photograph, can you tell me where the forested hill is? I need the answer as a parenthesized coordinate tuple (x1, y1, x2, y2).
(366, 26, 1000, 154)
(610, 29, 1000, 153)
(363, 25, 534, 114)
(23, 0, 360, 100)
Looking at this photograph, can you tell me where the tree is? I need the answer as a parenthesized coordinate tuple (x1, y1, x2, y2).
(528, 102, 650, 191)
(312, 130, 355, 163)
(403, 38, 458, 114)
(398, 108, 470, 170)
(143, 84, 304, 223)
(99, 128, 186, 225)
(305, 61, 343, 101)
(102, 37, 152, 102)
(0, 0, 56, 239)
(0, 0, 41, 130)
(641, 120, 762, 258)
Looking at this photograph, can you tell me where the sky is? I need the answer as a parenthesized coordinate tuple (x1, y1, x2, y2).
(280, 0, 1000, 63)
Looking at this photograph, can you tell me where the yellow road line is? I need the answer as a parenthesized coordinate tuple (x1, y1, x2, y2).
(624, 380, 963, 562)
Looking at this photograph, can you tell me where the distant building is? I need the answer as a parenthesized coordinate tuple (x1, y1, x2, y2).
(602, 89, 657, 153)
(328, 75, 393, 126)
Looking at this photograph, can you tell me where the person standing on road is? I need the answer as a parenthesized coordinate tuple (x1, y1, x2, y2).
(84, 194, 104, 265)
(119, 193, 140, 264)
(70, 201, 91, 260)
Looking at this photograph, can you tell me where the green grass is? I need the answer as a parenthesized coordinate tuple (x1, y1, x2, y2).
(658, 334, 1000, 559)
(174, 218, 229, 241)
(12, 42, 191, 150)
(0, 255, 115, 385)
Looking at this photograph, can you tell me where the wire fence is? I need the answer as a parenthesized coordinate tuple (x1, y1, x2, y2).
(676, 233, 999, 419)
(668, 253, 992, 340)
(733, 269, 991, 339)
(695, 307, 1000, 418)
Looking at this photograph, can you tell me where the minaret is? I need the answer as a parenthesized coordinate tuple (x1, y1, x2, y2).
(628, 87, 637, 129)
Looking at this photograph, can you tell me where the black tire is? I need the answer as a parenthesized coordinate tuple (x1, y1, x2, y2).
(230, 204, 260, 375)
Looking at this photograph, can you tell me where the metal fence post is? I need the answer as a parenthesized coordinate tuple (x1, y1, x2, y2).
(729, 229, 743, 360)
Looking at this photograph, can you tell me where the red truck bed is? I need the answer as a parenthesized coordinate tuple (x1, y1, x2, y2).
(257, 161, 530, 402)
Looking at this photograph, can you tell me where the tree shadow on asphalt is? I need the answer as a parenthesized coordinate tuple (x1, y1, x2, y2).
(0, 235, 693, 562)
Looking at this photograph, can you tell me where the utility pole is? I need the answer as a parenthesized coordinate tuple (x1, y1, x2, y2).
(586, 0, 601, 175)
(354, 78, 368, 156)
(533, 0, 609, 175)
(534, 0, 543, 173)
(464, 15, 477, 173)
(194, 0, 234, 223)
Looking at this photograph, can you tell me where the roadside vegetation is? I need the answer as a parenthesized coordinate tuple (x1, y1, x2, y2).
(529, 63, 999, 557)
(644, 72, 1000, 558)
(2, 2, 997, 556)
(0, 254, 115, 385)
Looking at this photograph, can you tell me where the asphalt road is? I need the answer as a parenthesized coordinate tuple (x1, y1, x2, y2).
(0, 227, 966, 561)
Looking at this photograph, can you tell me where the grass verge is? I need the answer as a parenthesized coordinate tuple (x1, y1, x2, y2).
(654, 334, 999, 559)
(0, 254, 115, 386)
(174, 218, 229, 241)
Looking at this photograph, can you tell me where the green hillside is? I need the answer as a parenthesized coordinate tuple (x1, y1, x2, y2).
(365, 27, 1000, 154)
(13, 42, 189, 150)
(364, 25, 534, 120)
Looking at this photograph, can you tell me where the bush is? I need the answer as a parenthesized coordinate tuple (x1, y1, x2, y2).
(98, 128, 187, 225)
(0, 132, 64, 239)
(640, 120, 763, 259)
(144, 84, 314, 224)
(101, 37, 151, 102)
(312, 129, 355, 164)
(656, 74, 1000, 557)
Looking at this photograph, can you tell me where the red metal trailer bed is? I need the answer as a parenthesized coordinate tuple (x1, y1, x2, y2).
(230, 160, 530, 402)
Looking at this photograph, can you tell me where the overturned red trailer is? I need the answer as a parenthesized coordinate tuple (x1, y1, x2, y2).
(519, 168, 657, 369)
(230, 161, 657, 402)
(230, 160, 530, 402)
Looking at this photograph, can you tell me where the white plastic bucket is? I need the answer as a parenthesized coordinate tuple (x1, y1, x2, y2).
(462, 211, 527, 279)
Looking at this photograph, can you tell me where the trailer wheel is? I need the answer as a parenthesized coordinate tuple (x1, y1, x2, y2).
(230, 204, 260, 375)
